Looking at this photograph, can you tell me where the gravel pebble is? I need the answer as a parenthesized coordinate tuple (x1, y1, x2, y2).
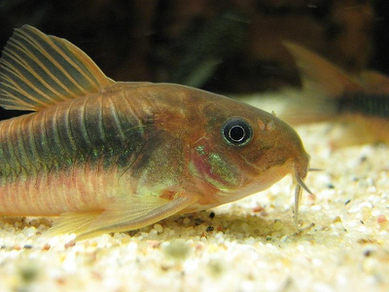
(1, 121, 389, 291)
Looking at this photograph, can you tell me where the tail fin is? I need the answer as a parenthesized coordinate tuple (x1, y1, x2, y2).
(276, 41, 368, 124)
(283, 41, 364, 98)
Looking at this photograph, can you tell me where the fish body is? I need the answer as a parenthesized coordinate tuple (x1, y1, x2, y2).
(0, 26, 311, 239)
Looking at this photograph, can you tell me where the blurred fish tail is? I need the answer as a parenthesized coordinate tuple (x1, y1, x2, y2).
(278, 41, 364, 124)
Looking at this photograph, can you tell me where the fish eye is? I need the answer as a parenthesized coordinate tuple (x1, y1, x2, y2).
(222, 117, 252, 146)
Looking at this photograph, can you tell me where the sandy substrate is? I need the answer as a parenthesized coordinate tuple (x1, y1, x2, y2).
(1, 107, 389, 291)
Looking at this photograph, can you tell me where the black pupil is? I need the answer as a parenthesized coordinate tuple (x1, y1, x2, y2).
(223, 118, 252, 146)
(229, 125, 245, 142)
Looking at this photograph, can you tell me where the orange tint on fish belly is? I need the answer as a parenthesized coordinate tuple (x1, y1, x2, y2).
(0, 166, 120, 216)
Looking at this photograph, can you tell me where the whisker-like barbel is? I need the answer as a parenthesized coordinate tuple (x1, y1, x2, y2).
(294, 175, 315, 226)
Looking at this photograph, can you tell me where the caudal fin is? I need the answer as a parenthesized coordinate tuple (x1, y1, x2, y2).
(283, 41, 364, 98)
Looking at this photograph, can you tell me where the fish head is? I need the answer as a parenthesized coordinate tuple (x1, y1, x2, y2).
(188, 93, 311, 205)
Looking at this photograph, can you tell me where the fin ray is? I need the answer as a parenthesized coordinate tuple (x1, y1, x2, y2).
(47, 211, 102, 236)
(16, 26, 104, 94)
(76, 195, 197, 240)
(0, 69, 50, 108)
(11, 31, 76, 97)
(1, 56, 58, 106)
(5, 38, 71, 100)
(0, 25, 115, 111)
(19, 28, 92, 95)
(47, 194, 198, 240)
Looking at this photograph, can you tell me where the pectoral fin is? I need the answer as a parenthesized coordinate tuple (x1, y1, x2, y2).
(47, 211, 102, 236)
(48, 194, 198, 240)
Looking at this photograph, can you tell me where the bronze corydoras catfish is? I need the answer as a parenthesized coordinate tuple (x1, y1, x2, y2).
(0, 25, 312, 239)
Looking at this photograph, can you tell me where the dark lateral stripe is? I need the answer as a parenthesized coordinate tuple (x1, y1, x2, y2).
(0, 90, 153, 182)
(338, 94, 389, 119)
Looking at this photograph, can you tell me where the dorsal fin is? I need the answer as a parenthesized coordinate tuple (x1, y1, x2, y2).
(0, 25, 115, 111)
